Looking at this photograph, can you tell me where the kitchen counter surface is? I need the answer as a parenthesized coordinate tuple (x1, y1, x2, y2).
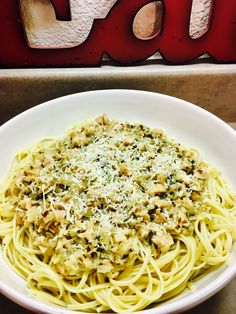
(0, 64, 236, 125)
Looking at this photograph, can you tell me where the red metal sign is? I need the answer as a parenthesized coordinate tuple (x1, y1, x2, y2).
(0, 0, 235, 67)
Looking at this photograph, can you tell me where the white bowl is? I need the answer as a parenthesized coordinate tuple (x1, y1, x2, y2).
(0, 90, 236, 314)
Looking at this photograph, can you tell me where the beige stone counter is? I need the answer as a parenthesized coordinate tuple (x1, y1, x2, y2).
(0, 63, 236, 126)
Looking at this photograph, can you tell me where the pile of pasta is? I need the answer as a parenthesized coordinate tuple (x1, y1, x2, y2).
(0, 116, 236, 313)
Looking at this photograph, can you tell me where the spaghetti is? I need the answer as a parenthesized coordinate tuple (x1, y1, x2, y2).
(0, 115, 236, 313)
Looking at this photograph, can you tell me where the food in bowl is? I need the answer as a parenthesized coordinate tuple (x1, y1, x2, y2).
(0, 114, 235, 313)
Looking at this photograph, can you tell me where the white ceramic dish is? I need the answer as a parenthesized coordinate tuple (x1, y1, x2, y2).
(0, 90, 236, 314)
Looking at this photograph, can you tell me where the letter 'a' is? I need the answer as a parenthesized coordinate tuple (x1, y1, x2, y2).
(0, 0, 235, 66)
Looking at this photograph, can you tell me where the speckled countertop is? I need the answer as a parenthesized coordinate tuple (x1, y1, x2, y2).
(0, 63, 236, 124)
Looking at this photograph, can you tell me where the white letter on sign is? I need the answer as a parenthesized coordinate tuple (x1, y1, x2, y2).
(19, 0, 117, 49)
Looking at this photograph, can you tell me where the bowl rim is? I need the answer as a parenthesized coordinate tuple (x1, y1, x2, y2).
(0, 89, 235, 136)
(0, 89, 236, 314)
